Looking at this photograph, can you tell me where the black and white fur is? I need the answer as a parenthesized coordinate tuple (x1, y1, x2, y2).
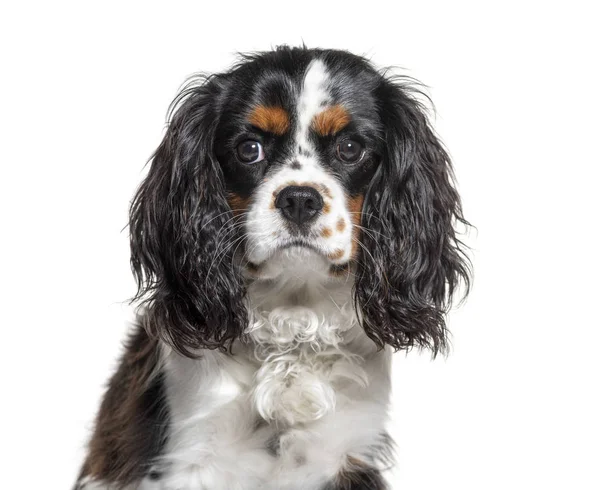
(77, 46, 470, 490)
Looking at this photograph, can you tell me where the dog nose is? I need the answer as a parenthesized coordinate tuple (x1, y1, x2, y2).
(275, 186, 324, 225)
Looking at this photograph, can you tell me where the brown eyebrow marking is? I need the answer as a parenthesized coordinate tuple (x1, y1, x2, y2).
(248, 105, 290, 135)
(312, 104, 351, 136)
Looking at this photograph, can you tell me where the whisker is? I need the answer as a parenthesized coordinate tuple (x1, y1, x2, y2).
(346, 211, 384, 223)
(209, 220, 247, 261)
(352, 224, 389, 241)
(351, 236, 383, 307)
(198, 209, 246, 233)
(205, 233, 250, 284)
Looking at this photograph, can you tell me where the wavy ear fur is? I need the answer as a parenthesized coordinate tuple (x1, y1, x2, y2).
(130, 76, 247, 357)
(355, 77, 471, 355)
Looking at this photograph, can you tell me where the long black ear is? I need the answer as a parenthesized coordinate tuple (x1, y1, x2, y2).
(130, 75, 247, 357)
(354, 77, 471, 356)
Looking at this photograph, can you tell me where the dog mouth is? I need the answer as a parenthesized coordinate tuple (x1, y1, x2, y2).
(279, 239, 322, 254)
(244, 237, 351, 274)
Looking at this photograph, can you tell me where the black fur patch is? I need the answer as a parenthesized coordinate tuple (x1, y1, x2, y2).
(322, 467, 388, 490)
(77, 325, 169, 488)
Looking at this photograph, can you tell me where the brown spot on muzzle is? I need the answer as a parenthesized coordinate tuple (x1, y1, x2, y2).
(321, 227, 333, 238)
(317, 184, 333, 200)
(248, 105, 290, 135)
(328, 249, 345, 261)
(312, 104, 351, 136)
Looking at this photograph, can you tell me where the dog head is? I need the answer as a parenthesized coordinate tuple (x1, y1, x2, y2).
(130, 46, 471, 357)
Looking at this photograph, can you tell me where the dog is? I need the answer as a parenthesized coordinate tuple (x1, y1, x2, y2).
(76, 46, 471, 490)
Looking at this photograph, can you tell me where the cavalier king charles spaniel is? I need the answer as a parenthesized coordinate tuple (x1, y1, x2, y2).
(76, 46, 471, 490)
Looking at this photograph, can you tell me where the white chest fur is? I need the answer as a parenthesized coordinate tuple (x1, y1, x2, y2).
(155, 250, 392, 489)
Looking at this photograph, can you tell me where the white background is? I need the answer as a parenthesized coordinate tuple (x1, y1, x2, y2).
(1, 1, 599, 489)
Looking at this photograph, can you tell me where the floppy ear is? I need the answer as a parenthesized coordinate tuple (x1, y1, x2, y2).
(354, 77, 471, 355)
(129, 76, 247, 357)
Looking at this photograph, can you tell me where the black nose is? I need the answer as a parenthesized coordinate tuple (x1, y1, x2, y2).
(275, 186, 324, 225)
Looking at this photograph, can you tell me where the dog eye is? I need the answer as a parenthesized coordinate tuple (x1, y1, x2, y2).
(236, 140, 265, 164)
(336, 140, 364, 163)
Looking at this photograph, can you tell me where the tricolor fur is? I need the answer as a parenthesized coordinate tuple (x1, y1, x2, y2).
(77, 46, 471, 490)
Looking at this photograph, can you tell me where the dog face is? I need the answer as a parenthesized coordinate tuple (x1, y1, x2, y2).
(130, 47, 470, 357)
(215, 56, 382, 273)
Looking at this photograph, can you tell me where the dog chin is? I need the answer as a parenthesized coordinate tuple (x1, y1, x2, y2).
(254, 245, 333, 281)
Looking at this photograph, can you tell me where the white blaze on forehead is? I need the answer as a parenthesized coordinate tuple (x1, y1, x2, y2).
(296, 59, 330, 149)
(243, 58, 355, 268)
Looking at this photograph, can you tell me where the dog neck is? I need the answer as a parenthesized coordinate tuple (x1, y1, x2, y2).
(242, 247, 371, 426)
